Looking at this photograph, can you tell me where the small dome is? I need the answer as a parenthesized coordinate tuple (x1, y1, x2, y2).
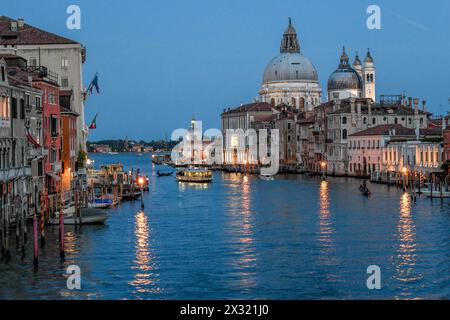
(353, 53, 362, 67)
(365, 49, 374, 63)
(263, 52, 319, 83)
(327, 47, 362, 91)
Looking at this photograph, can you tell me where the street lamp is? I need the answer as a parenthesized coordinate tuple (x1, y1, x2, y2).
(321, 161, 327, 180)
(138, 177, 145, 209)
(402, 167, 408, 191)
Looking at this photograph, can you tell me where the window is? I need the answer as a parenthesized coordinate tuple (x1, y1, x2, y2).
(342, 116, 347, 124)
(372, 118, 376, 125)
(20, 98, 25, 119)
(11, 97, 17, 118)
(342, 129, 348, 140)
(288, 123, 291, 130)
(35, 96, 41, 109)
(363, 117, 367, 124)
(287, 135, 291, 142)
(394, 117, 398, 124)
(50, 115, 58, 137)
(61, 57, 69, 68)
(1, 66, 5, 81)
(48, 92, 56, 104)
(61, 76, 69, 88)
(29, 57, 38, 67)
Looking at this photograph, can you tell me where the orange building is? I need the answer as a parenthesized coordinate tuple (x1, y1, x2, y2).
(60, 106, 79, 194)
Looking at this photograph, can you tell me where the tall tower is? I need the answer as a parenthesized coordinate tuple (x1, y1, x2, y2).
(363, 49, 376, 101)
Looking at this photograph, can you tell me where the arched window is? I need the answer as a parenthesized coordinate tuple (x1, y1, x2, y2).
(299, 97, 305, 111)
(342, 116, 347, 124)
(394, 117, 398, 124)
(342, 129, 348, 140)
(291, 97, 296, 107)
(363, 117, 367, 124)
(370, 74, 374, 82)
(372, 118, 376, 125)
(270, 98, 275, 106)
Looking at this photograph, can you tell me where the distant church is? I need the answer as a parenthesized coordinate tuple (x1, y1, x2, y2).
(327, 47, 376, 102)
(258, 18, 376, 107)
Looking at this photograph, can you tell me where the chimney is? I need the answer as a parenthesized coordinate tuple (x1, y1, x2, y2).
(10, 21, 18, 32)
(422, 100, 426, 112)
(413, 98, 419, 115)
(17, 18, 24, 28)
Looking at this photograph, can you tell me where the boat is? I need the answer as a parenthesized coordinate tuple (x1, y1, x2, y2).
(121, 190, 142, 201)
(259, 174, 275, 181)
(157, 170, 173, 177)
(137, 153, 144, 156)
(419, 188, 450, 199)
(176, 168, 213, 183)
(358, 185, 371, 197)
(50, 207, 108, 225)
(90, 198, 114, 209)
(108, 151, 119, 155)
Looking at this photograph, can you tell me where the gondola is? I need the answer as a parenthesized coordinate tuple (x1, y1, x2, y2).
(157, 170, 173, 177)
(358, 185, 371, 197)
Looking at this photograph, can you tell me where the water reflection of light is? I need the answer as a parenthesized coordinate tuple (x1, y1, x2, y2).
(129, 211, 160, 295)
(178, 182, 210, 191)
(317, 181, 336, 263)
(395, 193, 422, 298)
(225, 174, 257, 288)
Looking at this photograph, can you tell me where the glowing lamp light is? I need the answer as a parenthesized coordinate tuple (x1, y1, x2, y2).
(138, 177, 145, 185)
(402, 167, 408, 175)
(320, 161, 326, 168)
(86, 159, 92, 166)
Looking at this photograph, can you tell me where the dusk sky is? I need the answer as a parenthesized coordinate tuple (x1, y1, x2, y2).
(3, 0, 450, 140)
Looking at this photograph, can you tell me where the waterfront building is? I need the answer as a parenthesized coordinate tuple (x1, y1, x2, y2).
(60, 106, 78, 196)
(274, 105, 298, 169)
(443, 128, 450, 163)
(0, 16, 87, 153)
(383, 140, 443, 181)
(221, 102, 275, 165)
(90, 144, 111, 153)
(327, 48, 376, 102)
(0, 54, 46, 233)
(325, 95, 430, 175)
(295, 113, 315, 171)
(348, 124, 416, 178)
(32, 70, 61, 210)
(259, 18, 322, 111)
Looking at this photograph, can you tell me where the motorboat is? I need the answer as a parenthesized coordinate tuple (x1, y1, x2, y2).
(176, 168, 212, 183)
(50, 206, 108, 225)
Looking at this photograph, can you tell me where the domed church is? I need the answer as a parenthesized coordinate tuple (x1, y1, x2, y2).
(259, 18, 322, 112)
(327, 47, 376, 102)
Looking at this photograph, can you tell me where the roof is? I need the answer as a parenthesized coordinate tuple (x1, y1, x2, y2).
(327, 98, 429, 116)
(297, 115, 315, 124)
(222, 102, 273, 115)
(0, 16, 79, 45)
(349, 124, 415, 137)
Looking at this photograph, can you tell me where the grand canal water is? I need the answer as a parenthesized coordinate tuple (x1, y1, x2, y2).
(1, 153, 449, 300)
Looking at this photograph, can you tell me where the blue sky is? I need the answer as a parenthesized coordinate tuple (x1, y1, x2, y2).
(3, 0, 450, 140)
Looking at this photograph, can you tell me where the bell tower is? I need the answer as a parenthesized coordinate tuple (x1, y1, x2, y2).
(363, 49, 376, 101)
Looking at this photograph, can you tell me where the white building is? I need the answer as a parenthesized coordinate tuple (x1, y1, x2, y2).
(0, 16, 87, 152)
(259, 18, 322, 112)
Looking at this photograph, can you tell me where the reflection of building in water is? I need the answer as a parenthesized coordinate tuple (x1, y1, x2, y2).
(395, 193, 422, 293)
(129, 211, 160, 295)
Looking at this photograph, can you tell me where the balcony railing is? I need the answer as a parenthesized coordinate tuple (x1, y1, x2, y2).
(0, 167, 32, 182)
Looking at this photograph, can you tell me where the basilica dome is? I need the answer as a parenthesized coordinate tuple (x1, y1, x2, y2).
(262, 52, 318, 83)
(327, 47, 362, 91)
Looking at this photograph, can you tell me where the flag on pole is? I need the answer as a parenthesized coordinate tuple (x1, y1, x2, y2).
(89, 113, 99, 129)
(87, 73, 100, 95)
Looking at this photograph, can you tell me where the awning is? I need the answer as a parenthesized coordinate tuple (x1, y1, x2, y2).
(46, 172, 61, 182)
(27, 133, 41, 147)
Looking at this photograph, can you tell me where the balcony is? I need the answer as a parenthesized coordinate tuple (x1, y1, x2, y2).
(0, 167, 31, 182)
